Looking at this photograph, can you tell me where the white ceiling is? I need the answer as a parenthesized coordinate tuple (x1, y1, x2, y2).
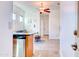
(14, 1, 60, 9)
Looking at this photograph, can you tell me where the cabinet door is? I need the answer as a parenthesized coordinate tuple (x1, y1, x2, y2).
(25, 35, 33, 57)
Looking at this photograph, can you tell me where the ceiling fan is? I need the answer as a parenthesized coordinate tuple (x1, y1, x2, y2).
(40, 2, 50, 14)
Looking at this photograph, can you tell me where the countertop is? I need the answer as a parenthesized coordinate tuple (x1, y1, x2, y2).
(13, 32, 33, 35)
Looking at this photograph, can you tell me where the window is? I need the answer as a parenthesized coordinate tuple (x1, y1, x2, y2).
(13, 13, 16, 20)
(13, 13, 24, 22)
(19, 16, 23, 22)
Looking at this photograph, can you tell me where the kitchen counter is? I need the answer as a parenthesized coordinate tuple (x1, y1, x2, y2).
(13, 32, 33, 35)
(13, 32, 33, 57)
(13, 32, 33, 39)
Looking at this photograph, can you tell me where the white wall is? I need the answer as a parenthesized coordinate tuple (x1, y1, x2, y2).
(49, 4, 60, 39)
(0, 2, 12, 57)
(60, 1, 77, 57)
(24, 8, 40, 34)
(13, 5, 25, 31)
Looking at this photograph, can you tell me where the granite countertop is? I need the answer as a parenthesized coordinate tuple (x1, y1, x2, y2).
(13, 32, 33, 39)
(13, 32, 33, 35)
(13, 30, 34, 35)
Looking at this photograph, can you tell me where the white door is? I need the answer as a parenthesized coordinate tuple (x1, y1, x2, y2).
(75, 1, 79, 57)
(0, 2, 12, 57)
(60, 1, 77, 57)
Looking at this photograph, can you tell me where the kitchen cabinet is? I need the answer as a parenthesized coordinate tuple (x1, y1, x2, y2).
(13, 33, 33, 57)
(25, 34, 33, 57)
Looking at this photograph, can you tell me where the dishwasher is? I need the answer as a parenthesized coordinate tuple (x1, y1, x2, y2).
(13, 35, 25, 57)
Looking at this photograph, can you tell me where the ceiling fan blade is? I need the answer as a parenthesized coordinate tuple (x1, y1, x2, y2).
(44, 8, 50, 12)
(45, 8, 50, 10)
(44, 9, 50, 13)
(44, 10, 50, 12)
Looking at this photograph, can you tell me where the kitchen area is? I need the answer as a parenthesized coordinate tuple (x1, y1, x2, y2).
(13, 2, 36, 57)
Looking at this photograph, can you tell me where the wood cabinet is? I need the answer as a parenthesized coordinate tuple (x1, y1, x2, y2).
(25, 35, 33, 57)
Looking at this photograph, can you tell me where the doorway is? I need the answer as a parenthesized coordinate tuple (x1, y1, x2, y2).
(40, 13, 49, 40)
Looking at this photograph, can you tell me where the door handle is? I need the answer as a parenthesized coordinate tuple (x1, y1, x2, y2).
(71, 44, 77, 51)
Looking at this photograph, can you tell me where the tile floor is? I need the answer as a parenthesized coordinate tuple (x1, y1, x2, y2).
(33, 36, 60, 57)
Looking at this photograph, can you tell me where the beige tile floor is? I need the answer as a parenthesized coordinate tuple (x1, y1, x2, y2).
(33, 36, 60, 57)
